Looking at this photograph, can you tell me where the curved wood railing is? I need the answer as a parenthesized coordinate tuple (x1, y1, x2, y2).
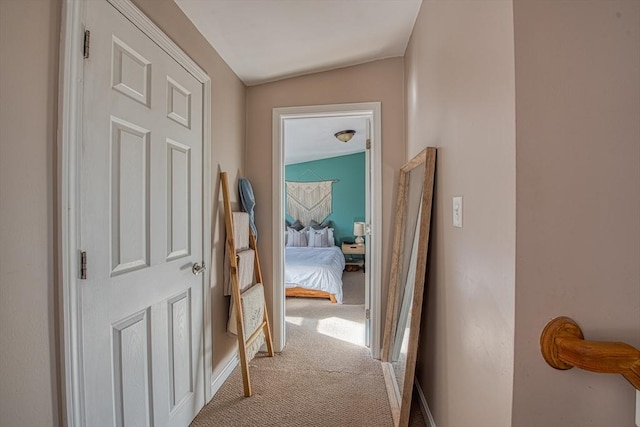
(540, 316, 640, 390)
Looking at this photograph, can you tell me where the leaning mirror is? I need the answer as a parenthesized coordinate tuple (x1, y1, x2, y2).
(381, 147, 436, 427)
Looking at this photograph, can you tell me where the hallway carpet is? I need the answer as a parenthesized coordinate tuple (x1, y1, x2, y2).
(190, 271, 395, 426)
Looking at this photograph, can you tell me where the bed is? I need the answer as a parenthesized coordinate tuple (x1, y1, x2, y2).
(285, 245, 346, 304)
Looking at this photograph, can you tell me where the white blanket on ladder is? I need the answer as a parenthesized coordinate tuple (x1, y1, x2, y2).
(228, 283, 266, 361)
(223, 212, 252, 296)
(223, 249, 255, 296)
(232, 212, 250, 250)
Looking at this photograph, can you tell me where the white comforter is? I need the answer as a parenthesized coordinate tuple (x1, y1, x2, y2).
(285, 246, 346, 304)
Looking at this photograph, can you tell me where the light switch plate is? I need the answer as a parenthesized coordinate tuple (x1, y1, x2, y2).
(453, 196, 463, 228)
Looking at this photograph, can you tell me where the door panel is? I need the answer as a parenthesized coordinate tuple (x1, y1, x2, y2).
(166, 139, 191, 261)
(81, 1, 204, 425)
(111, 36, 151, 107)
(112, 308, 153, 427)
(166, 77, 191, 128)
(167, 290, 193, 410)
(110, 117, 151, 276)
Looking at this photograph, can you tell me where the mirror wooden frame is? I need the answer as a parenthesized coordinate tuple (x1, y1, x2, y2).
(381, 147, 436, 427)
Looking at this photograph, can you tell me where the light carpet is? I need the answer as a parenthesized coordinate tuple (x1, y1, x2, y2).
(191, 271, 424, 427)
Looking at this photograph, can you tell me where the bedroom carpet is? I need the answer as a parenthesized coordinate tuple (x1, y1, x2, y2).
(190, 271, 425, 427)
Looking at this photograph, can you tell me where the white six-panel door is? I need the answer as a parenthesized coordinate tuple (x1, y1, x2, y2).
(80, 1, 204, 425)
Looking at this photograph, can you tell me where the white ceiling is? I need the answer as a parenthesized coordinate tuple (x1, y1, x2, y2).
(173, 1, 420, 161)
(174, 0, 422, 86)
(284, 116, 369, 165)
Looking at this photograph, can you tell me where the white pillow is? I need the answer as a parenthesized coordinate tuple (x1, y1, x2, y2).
(308, 227, 329, 247)
(308, 227, 335, 246)
(286, 227, 307, 247)
(327, 228, 335, 246)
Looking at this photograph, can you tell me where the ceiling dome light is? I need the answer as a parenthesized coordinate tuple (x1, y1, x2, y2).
(334, 129, 356, 143)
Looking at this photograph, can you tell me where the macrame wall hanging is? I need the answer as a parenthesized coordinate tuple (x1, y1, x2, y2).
(286, 180, 336, 225)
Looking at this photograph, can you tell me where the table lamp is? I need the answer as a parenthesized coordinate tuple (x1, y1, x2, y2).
(353, 222, 365, 245)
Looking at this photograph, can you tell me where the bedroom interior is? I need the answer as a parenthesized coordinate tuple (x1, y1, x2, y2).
(270, 101, 384, 385)
(283, 115, 368, 344)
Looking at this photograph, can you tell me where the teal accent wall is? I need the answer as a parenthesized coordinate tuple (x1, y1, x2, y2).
(285, 152, 365, 244)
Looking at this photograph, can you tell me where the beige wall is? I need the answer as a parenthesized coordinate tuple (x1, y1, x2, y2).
(405, 1, 516, 426)
(132, 0, 247, 387)
(512, 1, 640, 425)
(406, 0, 639, 426)
(245, 58, 406, 334)
(0, 1, 245, 425)
(0, 0, 62, 425)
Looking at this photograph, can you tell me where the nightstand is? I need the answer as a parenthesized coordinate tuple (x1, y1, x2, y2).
(341, 243, 365, 272)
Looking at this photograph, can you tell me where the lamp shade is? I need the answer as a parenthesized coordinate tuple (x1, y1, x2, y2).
(353, 222, 365, 244)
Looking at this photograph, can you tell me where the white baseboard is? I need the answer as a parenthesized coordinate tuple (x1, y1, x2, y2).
(210, 353, 239, 397)
(414, 377, 436, 427)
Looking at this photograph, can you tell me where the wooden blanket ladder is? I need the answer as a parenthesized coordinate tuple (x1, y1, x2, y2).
(220, 171, 274, 397)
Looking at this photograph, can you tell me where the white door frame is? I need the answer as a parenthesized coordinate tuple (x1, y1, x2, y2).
(57, 1, 212, 424)
(272, 103, 382, 359)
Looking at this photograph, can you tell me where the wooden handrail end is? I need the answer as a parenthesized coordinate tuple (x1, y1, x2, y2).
(541, 316, 640, 390)
(540, 316, 585, 370)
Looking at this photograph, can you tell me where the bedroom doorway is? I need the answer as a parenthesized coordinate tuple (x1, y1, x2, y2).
(272, 103, 382, 358)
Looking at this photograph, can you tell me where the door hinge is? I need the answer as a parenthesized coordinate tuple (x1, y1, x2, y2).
(80, 251, 87, 279)
(83, 30, 90, 59)
(365, 308, 370, 320)
(366, 139, 371, 150)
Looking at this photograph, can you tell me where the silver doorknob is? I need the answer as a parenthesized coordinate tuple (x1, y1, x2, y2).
(192, 261, 206, 276)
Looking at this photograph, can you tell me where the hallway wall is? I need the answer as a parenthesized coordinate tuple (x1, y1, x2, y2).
(404, 1, 517, 426)
(0, 0, 62, 425)
(512, 1, 640, 425)
(404, 0, 639, 426)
